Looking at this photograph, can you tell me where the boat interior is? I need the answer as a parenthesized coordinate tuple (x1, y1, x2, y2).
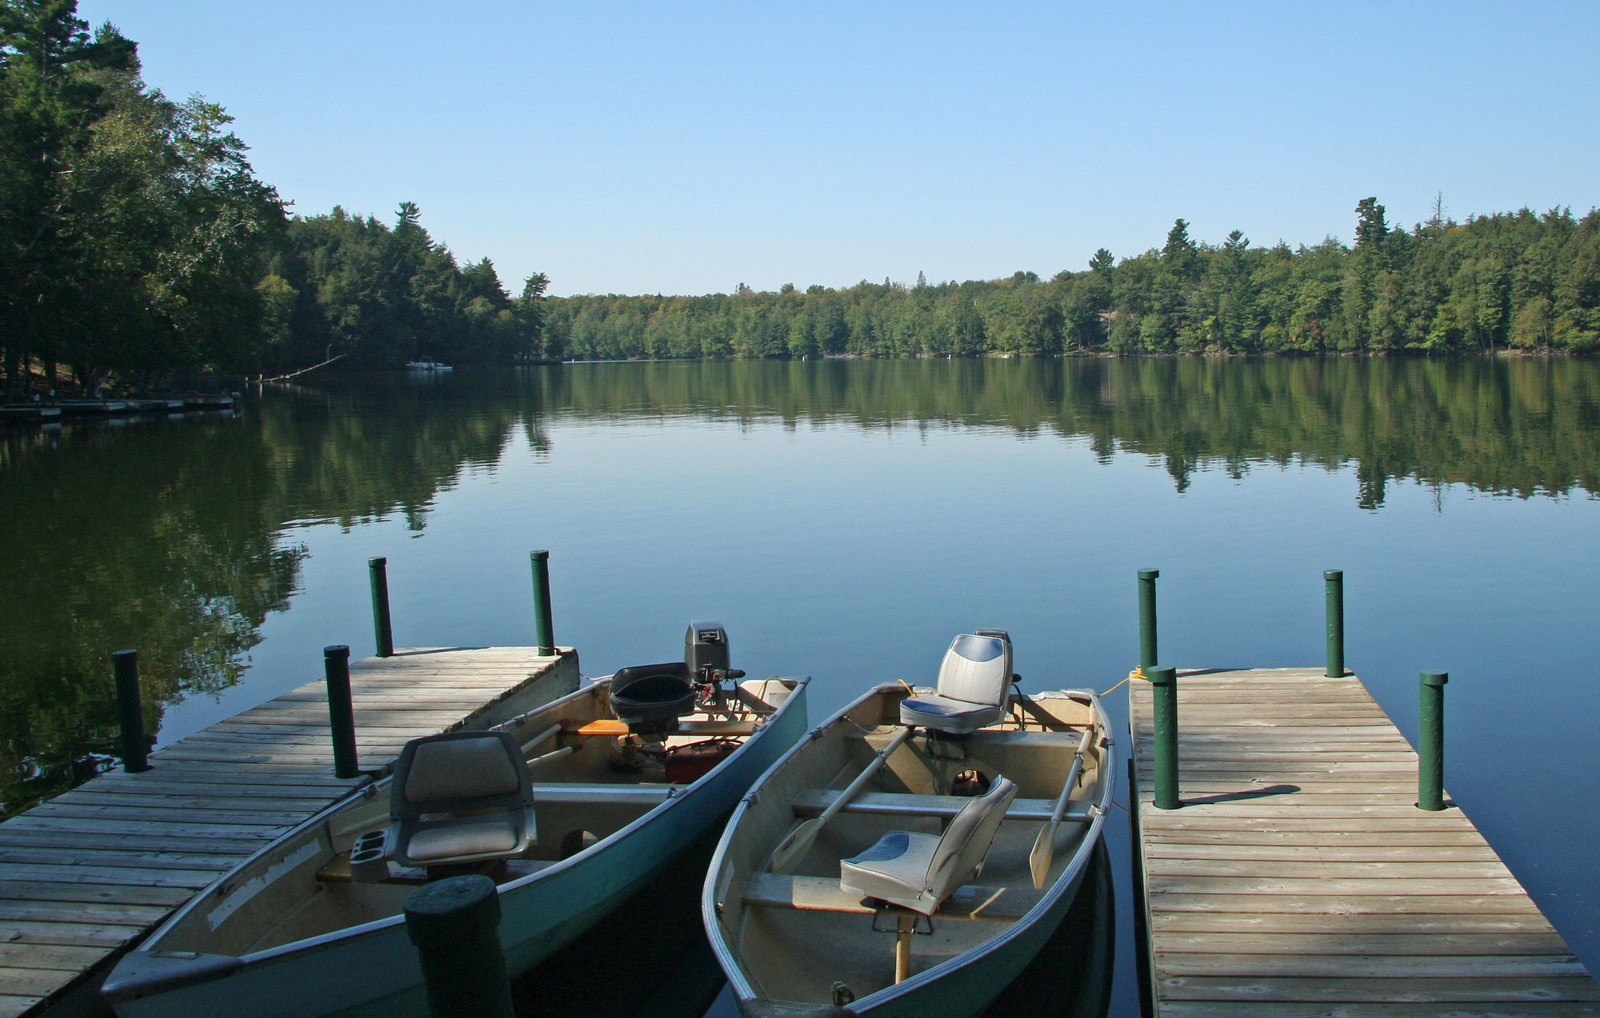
(714, 661, 1109, 1009)
(165, 624, 797, 959)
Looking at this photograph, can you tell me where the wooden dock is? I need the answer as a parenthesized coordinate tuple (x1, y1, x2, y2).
(0, 646, 578, 1018)
(1130, 667, 1598, 1017)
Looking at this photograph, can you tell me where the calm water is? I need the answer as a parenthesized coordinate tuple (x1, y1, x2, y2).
(3, 357, 1598, 1015)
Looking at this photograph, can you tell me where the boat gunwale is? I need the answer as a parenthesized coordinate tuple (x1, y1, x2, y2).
(106, 674, 810, 1000)
(702, 683, 1112, 1014)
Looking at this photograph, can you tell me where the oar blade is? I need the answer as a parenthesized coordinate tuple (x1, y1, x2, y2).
(768, 818, 818, 874)
(1028, 823, 1054, 889)
(767, 725, 914, 875)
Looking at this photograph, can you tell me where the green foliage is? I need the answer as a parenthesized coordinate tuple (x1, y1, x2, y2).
(547, 204, 1600, 360)
(2, 1, 1595, 376)
(268, 204, 548, 369)
(0, 3, 285, 390)
(0, 2, 550, 386)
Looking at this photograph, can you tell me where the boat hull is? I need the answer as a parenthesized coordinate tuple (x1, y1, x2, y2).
(704, 685, 1111, 1018)
(107, 678, 809, 1018)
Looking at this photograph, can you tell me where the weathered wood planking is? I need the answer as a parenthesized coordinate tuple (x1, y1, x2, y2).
(1131, 667, 1600, 1018)
(0, 646, 578, 1017)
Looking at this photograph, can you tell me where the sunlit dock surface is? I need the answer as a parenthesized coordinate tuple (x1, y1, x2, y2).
(0, 646, 577, 1017)
(1131, 667, 1598, 1017)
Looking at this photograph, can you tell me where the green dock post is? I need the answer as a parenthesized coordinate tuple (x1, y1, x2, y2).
(1325, 569, 1344, 677)
(112, 650, 150, 773)
(1419, 671, 1448, 811)
(1148, 665, 1180, 809)
(323, 645, 360, 779)
(369, 557, 394, 658)
(1138, 568, 1159, 670)
(404, 875, 515, 1018)
(530, 549, 555, 656)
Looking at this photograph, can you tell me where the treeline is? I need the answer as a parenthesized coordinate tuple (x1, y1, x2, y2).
(7, 2, 1600, 394)
(0, 1, 549, 396)
(546, 202, 1600, 360)
(261, 204, 550, 374)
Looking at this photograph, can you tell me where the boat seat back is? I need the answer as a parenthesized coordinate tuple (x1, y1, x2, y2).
(899, 631, 1014, 734)
(388, 730, 535, 868)
(838, 775, 1018, 915)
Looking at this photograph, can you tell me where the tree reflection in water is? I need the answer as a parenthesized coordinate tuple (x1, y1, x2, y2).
(3, 356, 1596, 816)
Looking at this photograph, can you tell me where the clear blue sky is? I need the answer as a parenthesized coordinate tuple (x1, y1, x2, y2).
(75, 1, 1600, 297)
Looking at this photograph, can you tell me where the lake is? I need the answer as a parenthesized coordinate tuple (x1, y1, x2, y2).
(3, 356, 1597, 1015)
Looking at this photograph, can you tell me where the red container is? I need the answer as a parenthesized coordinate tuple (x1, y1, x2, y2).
(665, 740, 735, 784)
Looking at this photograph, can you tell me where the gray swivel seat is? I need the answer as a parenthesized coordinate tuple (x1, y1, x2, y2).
(387, 730, 536, 869)
(899, 630, 1014, 734)
(838, 775, 1019, 914)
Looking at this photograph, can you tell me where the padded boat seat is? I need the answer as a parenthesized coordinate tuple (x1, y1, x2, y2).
(898, 694, 1002, 731)
(403, 818, 523, 862)
(388, 730, 535, 869)
(900, 631, 1014, 734)
(742, 873, 1042, 921)
(839, 775, 1018, 915)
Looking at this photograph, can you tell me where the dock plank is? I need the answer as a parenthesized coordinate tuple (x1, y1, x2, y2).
(0, 646, 577, 1015)
(1131, 667, 1599, 1015)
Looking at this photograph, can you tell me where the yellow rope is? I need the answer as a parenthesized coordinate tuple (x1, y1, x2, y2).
(836, 681, 920, 735)
(1097, 666, 1145, 697)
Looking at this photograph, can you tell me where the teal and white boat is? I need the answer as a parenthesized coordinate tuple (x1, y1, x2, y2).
(104, 623, 808, 1018)
(703, 630, 1111, 1018)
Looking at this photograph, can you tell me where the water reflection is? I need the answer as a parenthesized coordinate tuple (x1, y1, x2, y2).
(0, 418, 302, 815)
(3, 356, 1597, 816)
(536, 357, 1600, 505)
(0, 385, 537, 815)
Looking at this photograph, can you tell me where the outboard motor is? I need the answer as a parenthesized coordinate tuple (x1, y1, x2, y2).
(608, 621, 747, 731)
(686, 620, 731, 677)
(686, 620, 746, 710)
(609, 622, 750, 778)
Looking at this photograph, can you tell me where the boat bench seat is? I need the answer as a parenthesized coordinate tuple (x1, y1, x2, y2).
(530, 783, 677, 807)
(791, 789, 1092, 824)
(742, 872, 1040, 922)
(959, 728, 1091, 748)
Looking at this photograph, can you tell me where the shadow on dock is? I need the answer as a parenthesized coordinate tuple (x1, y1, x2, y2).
(1178, 783, 1301, 806)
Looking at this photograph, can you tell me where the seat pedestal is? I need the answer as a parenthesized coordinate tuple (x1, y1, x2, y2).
(894, 913, 914, 984)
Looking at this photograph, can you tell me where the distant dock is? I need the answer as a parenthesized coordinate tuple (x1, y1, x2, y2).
(0, 646, 578, 1017)
(1130, 667, 1598, 1016)
(0, 395, 237, 427)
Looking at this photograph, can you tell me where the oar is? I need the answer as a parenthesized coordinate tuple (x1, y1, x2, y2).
(769, 725, 916, 874)
(1028, 725, 1095, 889)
